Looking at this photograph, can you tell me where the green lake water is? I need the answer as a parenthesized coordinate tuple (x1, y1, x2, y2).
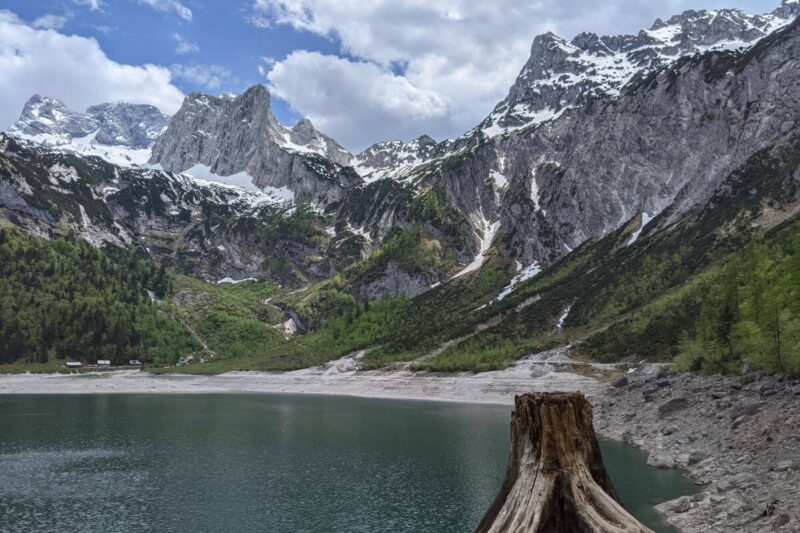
(0, 394, 696, 532)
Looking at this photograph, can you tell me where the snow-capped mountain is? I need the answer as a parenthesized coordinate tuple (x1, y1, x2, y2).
(8, 95, 169, 166)
(480, 0, 800, 137)
(1, 0, 799, 301)
(353, 0, 800, 183)
(149, 85, 358, 203)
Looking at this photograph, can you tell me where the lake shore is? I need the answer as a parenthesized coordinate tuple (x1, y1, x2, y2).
(593, 368, 800, 532)
(0, 348, 609, 405)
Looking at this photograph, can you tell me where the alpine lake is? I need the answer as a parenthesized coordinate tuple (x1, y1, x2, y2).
(0, 393, 697, 533)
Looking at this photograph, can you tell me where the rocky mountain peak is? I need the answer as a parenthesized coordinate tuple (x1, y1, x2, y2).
(287, 117, 351, 166)
(354, 134, 443, 183)
(11, 94, 97, 140)
(479, 0, 800, 139)
(416, 134, 437, 147)
(149, 84, 356, 203)
(650, 18, 668, 30)
(7, 94, 170, 165)
(570, 32, 612, 55)
(292, 118, 315, 134)
(19, 94, 68, 118)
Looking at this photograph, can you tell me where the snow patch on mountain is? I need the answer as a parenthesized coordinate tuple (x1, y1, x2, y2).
(20, 130, 154, 167)
(452, 217, 501, 279)
(627, 212, 655, 246)
(556, 305, 572, 328)
(495, 262, 542, 302)
(489, 169, 508, 190)
(182, 164, 260, 192)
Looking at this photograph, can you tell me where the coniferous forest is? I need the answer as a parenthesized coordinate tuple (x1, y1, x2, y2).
(0, 225, 199, 366)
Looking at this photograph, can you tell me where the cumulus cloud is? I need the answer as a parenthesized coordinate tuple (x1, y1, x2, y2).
(253, 0, 778, 149)
(74, 0, 102, 10)
(0, 11, 184, 129)
(173, 33, 199, 55)
(138, 0, 192, 21)
(267, 51, 451, 150)
(170, 64, 235, 90)
(32, 14, 69, 30)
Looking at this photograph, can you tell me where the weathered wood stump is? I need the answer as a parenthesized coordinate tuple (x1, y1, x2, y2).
(474, 392, 653, 533)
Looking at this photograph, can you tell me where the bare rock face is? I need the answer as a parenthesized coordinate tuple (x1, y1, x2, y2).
(85, 102, 169, 148)
(497, 15, 800, 266)
(149, 84, 358, 205)
(351, 261, 438, 301)
(474, 392, 651, 533)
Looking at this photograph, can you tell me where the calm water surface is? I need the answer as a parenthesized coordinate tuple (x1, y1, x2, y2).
(0, 394, 695, 532)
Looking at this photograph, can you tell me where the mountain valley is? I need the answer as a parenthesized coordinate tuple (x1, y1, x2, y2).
(1, 1, 799, 378)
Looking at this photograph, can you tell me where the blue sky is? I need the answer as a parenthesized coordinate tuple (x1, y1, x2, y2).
(0, 0, 784, 150)
(0, 0, 333, 125)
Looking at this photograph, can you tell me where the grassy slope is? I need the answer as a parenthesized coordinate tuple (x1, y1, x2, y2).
(157, 275, 410, 373)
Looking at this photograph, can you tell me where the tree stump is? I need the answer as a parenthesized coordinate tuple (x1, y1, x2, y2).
(473, 392, 653, 533)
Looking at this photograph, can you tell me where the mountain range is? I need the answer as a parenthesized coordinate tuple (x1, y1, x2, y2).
(1, 0, 799, 373)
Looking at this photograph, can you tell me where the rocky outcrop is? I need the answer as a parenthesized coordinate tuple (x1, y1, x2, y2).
(475, 392, 651, 533)
(351, 261, 437, 301)
(149, 85, 359, 205)
(594, 369, 800, 532)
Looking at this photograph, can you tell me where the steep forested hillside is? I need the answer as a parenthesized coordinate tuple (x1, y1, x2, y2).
(0, 224, 198, 366)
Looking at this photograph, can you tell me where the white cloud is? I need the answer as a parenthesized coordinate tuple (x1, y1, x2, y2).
(32, 14, 69, 30)
(253, 0, 781, 149)
(0, 11, 184, 129)
(74, 0, 102, 10)
(173, 33, 199, 55)
(171, 64, 235, 90)
(256, 56, 275, 77)
(138, 0, 192, 21)
(267, 51, 450, 150)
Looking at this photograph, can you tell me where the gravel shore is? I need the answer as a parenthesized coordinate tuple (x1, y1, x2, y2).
(0, 348, 606, 404)
(593, 367, 800, 532)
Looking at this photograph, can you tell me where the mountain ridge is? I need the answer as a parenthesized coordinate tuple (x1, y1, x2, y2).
(0, 1, 798, 341)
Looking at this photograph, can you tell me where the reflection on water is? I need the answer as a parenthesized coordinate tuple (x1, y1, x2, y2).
(0, 394, 694, 532)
